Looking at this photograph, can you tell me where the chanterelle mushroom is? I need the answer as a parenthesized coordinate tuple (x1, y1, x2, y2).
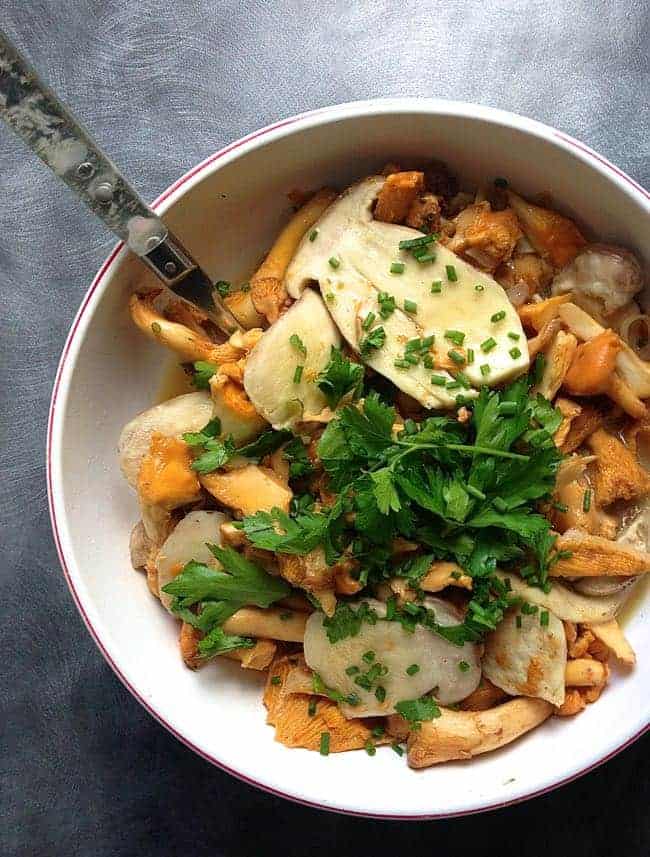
(303, 597, 481, 718)
(552, 244, 643, 318)
(243, 289, 341, 428)
(284, 177, 529, 409)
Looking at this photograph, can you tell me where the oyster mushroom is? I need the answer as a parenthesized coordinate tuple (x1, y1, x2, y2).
(303, 597, 481, 718)
(552, 244, 643, 318)
(284, 177, 529, 409)
(243, 288, 341, 428)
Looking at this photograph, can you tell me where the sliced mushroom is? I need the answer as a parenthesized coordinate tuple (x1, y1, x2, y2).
(552, 244, 643, 318)
(495, 571, 630, 623)
(137, 433, 202, 510)
(444, 201, 522, 272)
(507, 191, 586, 268)
(550, 529, 650, 577)
(156, 510, 227, 613)
(531, 329, 577, 400)
(585, 619, 635, 666)
(303, 597, 481, 718)
(200, 464, 292, 516)
(483, 607, 567, 706)
(406, 698, 553, 768)
(243, 289, 341, 428)
(284, 176, 529, 407)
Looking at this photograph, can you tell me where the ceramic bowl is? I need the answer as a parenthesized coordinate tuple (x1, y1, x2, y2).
(48, 99, 650, 818)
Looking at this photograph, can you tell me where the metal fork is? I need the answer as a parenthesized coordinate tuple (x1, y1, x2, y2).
(0, 28, 241, 335)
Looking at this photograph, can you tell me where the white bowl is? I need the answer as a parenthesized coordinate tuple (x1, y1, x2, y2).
(48, 98, 650, 818)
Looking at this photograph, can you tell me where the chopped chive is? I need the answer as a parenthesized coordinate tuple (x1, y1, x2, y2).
(480, 363, 491, 377)
(421, 334, 435, 348)
(328, 256, 340, 269)
(454, 371, 471, 389)
(394, 358, 411, 369)
(391, 742, 404, 756)
(309, 229, 319, 241)
(475, 283, 485, 292)
(459, 661, 470, 673)
(446, 380, 461, 390)
(325, 292, 335, 303)
(362, 311, 376, 331)
(289, 333, 307, 356)
(293, 365, 304, 384)
(374, 685, 386, 703)
(271, 675, 281, 685)
(444, 329, 466, 346)
(466, 484, 486, 501)
(431, 374, 447, 386)
(508, 331, 521, 341)
(215, 280, 231, 297)
(362, 650, 376, 663)
(481, 337, 497, 353)
(466, 348, 475, 365)
(404, 299, 417, 313)
(354, 674, 372, 690)
(371, 725, 385, 738)
(552, 501, 569, 512)
(378, 291, 396, 318)
(405, 337, 423, 352)
(540, 610, 550, 627)
(494, 497, 508, 513)
(583, 489, 592, 513)
(455, 394, 469, 406)
(498, 402, 518, 416)
(509, 347, 522, 359)
(399, 233, 437, 250)
(446, 264, 458, 282)
(345, 665, 360, 676)
(319, 732, 330, 756)
(423, 354, 434, 369)
(364, 740, 377, 756)
(516, 614, 522, 629)
(415, 252, 437, 264)
(431, 280, 442, 294)
(346, 692, 361, 706)
(308, 698, 317, 716)
(403, 353, 419, 365)
(491, 310, 506, 323)
(390, 261, 405, 274)
(448, 349, 465, 365)
(406, 664, 420, 676)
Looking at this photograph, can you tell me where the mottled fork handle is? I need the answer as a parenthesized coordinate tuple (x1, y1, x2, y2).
(0, 29, 241, 334)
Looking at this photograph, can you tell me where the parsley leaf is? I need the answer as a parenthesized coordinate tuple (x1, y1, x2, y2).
(395, 696, 441, 724)
(360, 326, 386, 357)
(198, 626, 255, 657)
(322, 601, 378, 643)
(283, 437, 314, 478)
(183, 417, 222, 447)
(370, 468, 401, 514)
(191, 436, 236, 473)
(237, 428, 293, 461)
(316, 347, 364, 408)
(239, 506, 336, 556)
(191, 361, 218, 389)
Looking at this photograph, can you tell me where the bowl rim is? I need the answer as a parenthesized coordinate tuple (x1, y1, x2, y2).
(47, 97, 650, 819)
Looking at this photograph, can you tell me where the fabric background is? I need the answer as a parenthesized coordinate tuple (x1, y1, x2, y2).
(1, 2, 648, 855)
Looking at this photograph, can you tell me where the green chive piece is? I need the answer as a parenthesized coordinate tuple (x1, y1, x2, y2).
(345, 665, 360, 676)
(516, 614, 523, 629)
(215, 280, 231, 297)
(374, 686, 386, 702)
(446, 380, 461, 390)
(289, 333, 307, 356)
(271, 675, 281, 685)
(431, 374, 447, 386)
(362, 650, 376, 663)
(308, 698, 317, 716)
(328, 256, 340, 269)
(475, 283, 485, 292)
(508, 331, 521, 341)
(583, 489, 592, 513)
(498, 402, 518, 416)
(466, 348, 475, 365)
(491, 310, 506, 323)
(480, 363, 491, 376)
(481, 337, 497, 353)
(404, 299, 417, 313)
(309, 229, 319, 242)
(415, 252, 436, 264)
(293, 365, 303, 384)
(362, 311, 376, 331)
(325, 292, 335, 303)
(406, 664, 420, 676)
(399, 233, 437, 250)
(421, 335, 435, 348)
(459, 661, 470, 673)
(455, 394, 469, 406)
(423, 354, 434, 369)
(552, 501, 569, 513)
(371, 725, 385, 739)
(494, 497, 508, 513)
(448, 349, 465, 365)
(509, 347, 522, 359)
(454, 371, 471, 389)
(540, 610, 550, 627)
(319, 732, 330, 755)
(431, 280, 442, 294)
(446, 264, 458, 282)
(365, 740, 377, 756)
(444, 329, 466, 346)
(391, 742, 404, 756)
(394, 358, 411, 369)
(346, 692, 361, 706)
(390, 261, 405, 274)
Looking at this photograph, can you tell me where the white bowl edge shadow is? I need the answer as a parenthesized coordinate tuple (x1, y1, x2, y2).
(47, 98, 650, 819)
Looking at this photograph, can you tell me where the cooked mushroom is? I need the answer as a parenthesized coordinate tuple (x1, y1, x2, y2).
(284, 176, 529, 407)
(137, 433, 202, 510)
(551, 455, 616, 538)
(303, 597, 481, 718)
(483, 607, 567, 706)
(155, 510, 228, 612)
(532, 330, 577, 400)
(550, 529, 650, 577)
(243, 288, 341, 428)
(586, 429, 650, 506)
(200, 463, 292, 516)
(444, 201, 522, 272)
(552, 244, 643, 318)
(406, 698, 553, 768)
(585, 619, 636, 666)
(507, 191, 586, 268)
(374, 171, 425, 223)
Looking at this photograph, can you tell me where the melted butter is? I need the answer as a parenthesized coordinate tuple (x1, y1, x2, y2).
(155, 360, 194, 404)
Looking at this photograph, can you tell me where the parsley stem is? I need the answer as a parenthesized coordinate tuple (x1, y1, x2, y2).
(391, 441, 529, 464)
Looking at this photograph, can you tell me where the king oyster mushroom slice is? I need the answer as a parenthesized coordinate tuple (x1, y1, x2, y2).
(243, 288, 341, 429)
(575, 509, 650, 597)
(552, 244, 643, 318)
(483, 607, 567, 706)
(284, 176, 529, 409)
(303, 597, 481, 718)
(156, 510, 228, 613)
(118, 391, 259, 488)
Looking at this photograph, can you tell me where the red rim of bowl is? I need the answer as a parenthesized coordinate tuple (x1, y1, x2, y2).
(46, 100, 649, 820)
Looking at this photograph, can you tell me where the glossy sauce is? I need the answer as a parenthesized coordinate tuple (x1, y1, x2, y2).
(155, 360, 194, 404)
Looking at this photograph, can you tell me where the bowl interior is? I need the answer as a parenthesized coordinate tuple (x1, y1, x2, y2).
(50, 103, 649, 817)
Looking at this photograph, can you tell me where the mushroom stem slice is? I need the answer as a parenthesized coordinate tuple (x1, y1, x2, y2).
(406, 698, 553, 768)
(550, 529, 650, 577)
